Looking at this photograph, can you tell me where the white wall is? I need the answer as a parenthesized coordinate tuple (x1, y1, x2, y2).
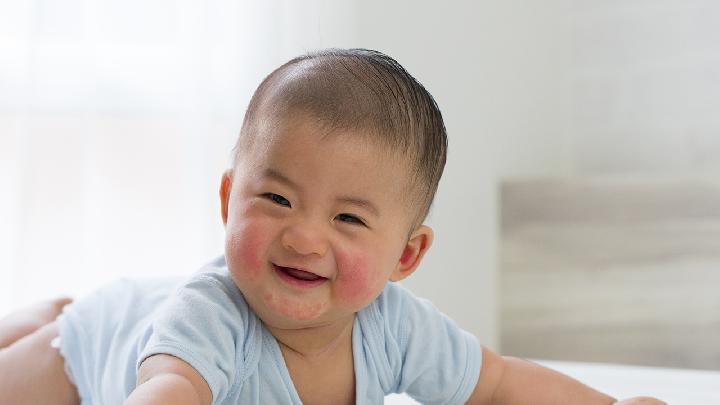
(568, 1, 720, 176)
(487, 0, 720, 178)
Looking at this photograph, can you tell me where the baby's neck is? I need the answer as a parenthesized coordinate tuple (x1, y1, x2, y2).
(271, 315, 357, 405)
(267, 315, 355, 360)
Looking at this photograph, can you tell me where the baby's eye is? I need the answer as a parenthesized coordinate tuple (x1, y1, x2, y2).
(263, 193, 291, 207)
(336, 213, 366, 226)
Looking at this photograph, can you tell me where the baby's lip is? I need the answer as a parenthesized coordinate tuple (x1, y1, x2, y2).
(272, 263, 327, 281)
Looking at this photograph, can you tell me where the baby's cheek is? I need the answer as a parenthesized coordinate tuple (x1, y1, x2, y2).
(226, 221, 269, 281)
(334, 252, 382, 306)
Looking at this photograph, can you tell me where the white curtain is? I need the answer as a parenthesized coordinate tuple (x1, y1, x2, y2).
(0, 0, 358, 313)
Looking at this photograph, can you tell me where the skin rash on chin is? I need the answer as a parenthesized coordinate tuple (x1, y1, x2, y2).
(262, 292, 328, 321)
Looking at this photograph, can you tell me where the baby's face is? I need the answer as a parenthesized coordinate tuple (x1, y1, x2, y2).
(221, 114, 428, 330)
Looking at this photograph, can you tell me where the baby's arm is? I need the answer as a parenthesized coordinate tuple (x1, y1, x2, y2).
(124, 354, 212, 405)
(465, 346, 664, 405)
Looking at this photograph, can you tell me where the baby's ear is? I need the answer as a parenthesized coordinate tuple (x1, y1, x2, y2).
(390, 225, 433, 282)
(220, 169, 233, 226)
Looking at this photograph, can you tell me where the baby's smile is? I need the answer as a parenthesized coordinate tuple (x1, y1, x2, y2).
(272, 264, 328, 288)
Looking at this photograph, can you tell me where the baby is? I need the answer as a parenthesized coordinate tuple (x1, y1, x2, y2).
(0, 49, 663, 405)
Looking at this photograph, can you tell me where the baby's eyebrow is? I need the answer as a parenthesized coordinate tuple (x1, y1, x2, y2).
(336, 197, 380, 217)
(263, 168, 299, 189)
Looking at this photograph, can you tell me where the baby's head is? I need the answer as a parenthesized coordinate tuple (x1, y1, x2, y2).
(220, 49, 447, 330)
(232, 48, 447, 229)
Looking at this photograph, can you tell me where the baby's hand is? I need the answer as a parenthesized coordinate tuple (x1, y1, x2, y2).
(614, 397, 666, 405)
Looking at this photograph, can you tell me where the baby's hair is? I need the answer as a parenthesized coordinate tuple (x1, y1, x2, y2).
(233, 48, 448, 227)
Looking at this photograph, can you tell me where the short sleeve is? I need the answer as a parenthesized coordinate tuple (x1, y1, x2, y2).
(138, 272, 247, 404)
(377, 283, 482, 404)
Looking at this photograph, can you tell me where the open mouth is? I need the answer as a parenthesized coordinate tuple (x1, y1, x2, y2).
(273, 264, 327, 287)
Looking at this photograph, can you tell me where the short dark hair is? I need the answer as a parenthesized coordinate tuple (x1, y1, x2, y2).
(233, 48, 447, 227)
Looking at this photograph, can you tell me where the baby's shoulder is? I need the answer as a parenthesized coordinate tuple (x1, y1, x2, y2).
(172, 258, 254, 324)
(140, 258, 265, 401)
(370, 282, 435, 320)
(360, 282, 440, 342)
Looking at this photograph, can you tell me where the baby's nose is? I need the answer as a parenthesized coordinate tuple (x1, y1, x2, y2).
(280, 221, 329, 257)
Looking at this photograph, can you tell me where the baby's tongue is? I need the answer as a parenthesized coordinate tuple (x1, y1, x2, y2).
(283, 267, 323, 281)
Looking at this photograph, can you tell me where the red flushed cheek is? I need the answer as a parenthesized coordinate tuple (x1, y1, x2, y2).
(226, 221, 269, 281)
(334, 251, 379, 305)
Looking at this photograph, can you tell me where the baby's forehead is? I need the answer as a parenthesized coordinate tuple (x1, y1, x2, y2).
(244, 114, 416, 182)
(248, 108, 398, 155)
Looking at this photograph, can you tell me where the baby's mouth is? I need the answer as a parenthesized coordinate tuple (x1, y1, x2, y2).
(273, 264, 327, 286)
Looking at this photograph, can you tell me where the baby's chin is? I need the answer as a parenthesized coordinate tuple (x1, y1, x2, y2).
(252, 296, 360, 332)
(252, 292, 329, 322)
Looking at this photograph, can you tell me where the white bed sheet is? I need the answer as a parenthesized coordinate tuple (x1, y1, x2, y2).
(384, 359, 720, 404)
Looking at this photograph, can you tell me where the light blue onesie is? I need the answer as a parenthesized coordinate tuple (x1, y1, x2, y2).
(56, 256, 481, 404)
